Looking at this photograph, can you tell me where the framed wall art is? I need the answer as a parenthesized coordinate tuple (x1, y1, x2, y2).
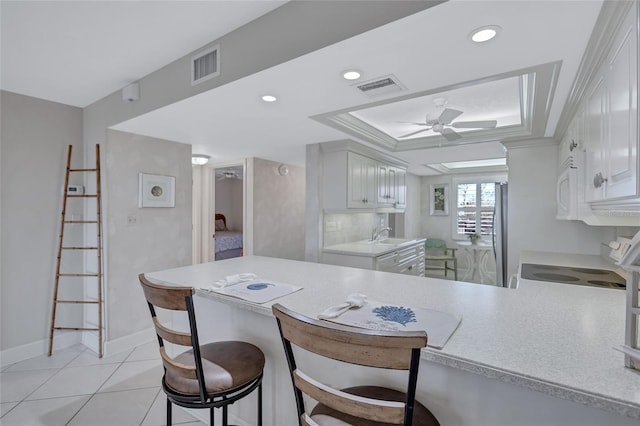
(430, 183, 448, 216)
(139, 173, 175, 208)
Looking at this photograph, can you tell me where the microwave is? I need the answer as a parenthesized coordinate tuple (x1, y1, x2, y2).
(556, 152, 584, 220)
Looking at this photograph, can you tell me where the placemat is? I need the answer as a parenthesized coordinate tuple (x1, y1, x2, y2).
(210, 279, 301, 304)
(324, 299, 461, 349)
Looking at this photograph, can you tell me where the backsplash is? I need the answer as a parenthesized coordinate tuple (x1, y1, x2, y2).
(324, 213, 388, 246)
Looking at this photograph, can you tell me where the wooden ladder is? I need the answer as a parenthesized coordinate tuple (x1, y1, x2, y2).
(48, 144, 104, 357)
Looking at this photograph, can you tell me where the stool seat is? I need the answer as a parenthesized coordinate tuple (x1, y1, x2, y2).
(166, 341, 264, 395)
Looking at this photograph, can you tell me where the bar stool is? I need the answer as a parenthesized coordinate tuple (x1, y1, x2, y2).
(139, 273, 264, 426)
(272, 303, 440, 426)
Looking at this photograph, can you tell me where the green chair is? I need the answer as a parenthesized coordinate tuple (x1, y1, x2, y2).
(424, 239, 458, 280)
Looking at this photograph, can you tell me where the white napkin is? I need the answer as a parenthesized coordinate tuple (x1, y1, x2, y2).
(202, 273, 257, 291)
(318, 293, 367, 320)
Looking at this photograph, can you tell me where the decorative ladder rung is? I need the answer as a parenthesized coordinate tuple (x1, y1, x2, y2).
(58, 273, 100, 277)
(49, 144, 104, 358)
(54, 327, 100, 331)
(61, 246, 98, 250)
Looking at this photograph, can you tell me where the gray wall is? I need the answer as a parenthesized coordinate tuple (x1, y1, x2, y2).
(252, 158, 305, 260)
(215, 177, 243, 232)
(105, 130, 191, 343)
(1, 91, 83, 355)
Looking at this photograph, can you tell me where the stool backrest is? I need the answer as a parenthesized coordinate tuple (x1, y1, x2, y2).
(138, 273, 207, 402)
(272, 303, 427, 425)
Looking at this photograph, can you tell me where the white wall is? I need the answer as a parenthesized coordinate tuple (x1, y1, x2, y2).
(1, 91, 83, 358)
(105, 130, 191, 344)
(506, 142, 605, 277)
(252, 158, 305, 260)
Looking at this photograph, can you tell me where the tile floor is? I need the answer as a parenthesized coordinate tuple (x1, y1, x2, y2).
(0, 341, 206, 426)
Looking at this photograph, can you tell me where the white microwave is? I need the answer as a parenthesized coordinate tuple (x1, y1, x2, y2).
(556, 152, 584, 220)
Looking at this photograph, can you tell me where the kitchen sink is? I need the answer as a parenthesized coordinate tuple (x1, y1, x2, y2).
(359, 238, 416, 246)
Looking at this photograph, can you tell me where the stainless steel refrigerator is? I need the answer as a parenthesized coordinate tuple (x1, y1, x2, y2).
(492, 182, 508, 287)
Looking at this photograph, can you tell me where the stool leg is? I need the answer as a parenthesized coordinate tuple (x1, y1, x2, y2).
(258, 383, 263, 426)
(209, 406, 214, 426)
(166, 398, 172, 426)
(222, 405, 228, 426)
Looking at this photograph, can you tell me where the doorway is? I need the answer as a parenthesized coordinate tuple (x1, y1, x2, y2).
(212, 165, 244, 261)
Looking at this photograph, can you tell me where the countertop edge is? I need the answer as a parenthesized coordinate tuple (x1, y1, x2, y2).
(422, 350, 640, 420)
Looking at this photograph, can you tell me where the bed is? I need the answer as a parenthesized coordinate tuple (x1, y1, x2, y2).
(213, 213, 243, 260)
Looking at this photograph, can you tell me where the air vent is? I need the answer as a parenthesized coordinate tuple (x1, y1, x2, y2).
(191, 45, 220, 85)
(353, 74, 405, 97)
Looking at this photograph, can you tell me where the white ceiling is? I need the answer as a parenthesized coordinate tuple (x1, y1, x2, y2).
(1, 1, 603, 175)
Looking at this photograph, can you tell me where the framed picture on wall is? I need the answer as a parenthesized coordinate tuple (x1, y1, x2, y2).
(139, 173, 175, 208)
(430, 183, 448, 216)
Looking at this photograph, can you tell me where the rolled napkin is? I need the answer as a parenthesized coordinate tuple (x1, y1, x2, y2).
(203, 273, 257, 291)
(318, 293, 367, 320)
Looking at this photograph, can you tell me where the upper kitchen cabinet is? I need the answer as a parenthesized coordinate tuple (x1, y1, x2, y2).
(347, 151, 378, 208)
(558, 1, 639, 224)
(320, 141, 408, 212)
(584, 3, 638, 203)
(377, 163, 407, 209)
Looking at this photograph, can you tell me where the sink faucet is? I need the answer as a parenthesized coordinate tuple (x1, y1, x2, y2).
(371, 226, 392, 242)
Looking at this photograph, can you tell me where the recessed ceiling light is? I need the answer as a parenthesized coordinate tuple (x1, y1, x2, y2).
(470, 25, 501, 43)
(342, 70, 361, 80)
(261, 95, 277, 102)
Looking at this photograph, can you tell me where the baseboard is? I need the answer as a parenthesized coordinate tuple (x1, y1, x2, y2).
(0, 331, 81, 367)
(103, 327, 155, 357)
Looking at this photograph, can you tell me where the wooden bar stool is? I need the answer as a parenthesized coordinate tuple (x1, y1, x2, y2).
(139, 273, 264, 426)
(272, 303, 440, 426)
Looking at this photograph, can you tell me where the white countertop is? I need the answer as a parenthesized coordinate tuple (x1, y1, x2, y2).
(323, 238, 425, 257)
(147, 255, 639, 420)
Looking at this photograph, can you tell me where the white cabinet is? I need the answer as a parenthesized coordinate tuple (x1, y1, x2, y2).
(584, 8, 638, 202)
(375, 243, 425, 276)
(377, 163, 407, 209)
(347, 152, 378, 208)
(322, 145, 408, 211)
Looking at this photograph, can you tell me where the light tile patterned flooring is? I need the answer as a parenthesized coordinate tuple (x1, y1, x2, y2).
(0, 341, 206, 426)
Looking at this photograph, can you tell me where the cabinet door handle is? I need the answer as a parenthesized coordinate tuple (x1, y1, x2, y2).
(569, 139, 578, 151)
(593, 172, 607, 188)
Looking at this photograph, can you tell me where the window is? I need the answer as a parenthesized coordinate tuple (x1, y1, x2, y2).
(455, 182, 496, 237)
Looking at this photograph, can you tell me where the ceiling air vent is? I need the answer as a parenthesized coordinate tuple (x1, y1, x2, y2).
(191, 45, 220, 85)
(353, 74, 405, 97)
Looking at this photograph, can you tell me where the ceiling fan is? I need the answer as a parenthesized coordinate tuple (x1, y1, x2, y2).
(216, 169, 243, 181)
(398, 107, 498, 142)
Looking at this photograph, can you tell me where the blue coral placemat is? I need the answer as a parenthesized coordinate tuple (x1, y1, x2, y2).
(325, 300, 461, 349)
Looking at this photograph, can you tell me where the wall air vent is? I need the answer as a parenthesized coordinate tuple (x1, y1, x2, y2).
(353, 74, 405, 97)
(191, 45, 220, 85)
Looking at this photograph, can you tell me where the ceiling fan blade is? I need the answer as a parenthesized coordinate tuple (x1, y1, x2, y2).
(438, 108, 464, 125)
(451, 120, 498, 129)
(397, 121, 429, 126)
(398, 128, 432, 138)
(441, 128, 462, 142)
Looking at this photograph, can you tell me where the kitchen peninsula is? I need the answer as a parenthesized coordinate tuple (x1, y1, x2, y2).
(146, 256, 639, 426)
